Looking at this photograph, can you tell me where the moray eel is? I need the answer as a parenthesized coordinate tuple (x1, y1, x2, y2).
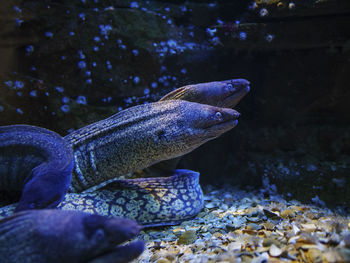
(0, 125, 73, 211)
(0, 100, 239, 219)
(0, 210, 144, 263)
(66, 100, 240, 192)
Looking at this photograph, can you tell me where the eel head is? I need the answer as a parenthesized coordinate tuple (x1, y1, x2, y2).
(0, 210, 144, 263)
(15, 161, 73, 212)
(161, 78, 250, 108)
(155, 101, 240, 157)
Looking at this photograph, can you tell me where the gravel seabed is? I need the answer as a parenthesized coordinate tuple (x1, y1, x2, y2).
(133, 185, 350, 263)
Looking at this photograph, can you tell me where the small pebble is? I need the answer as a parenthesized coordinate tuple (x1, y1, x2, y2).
(269, 244, 282, 257)
(177, 230, 197, 245)
(280, 209, 296, 218)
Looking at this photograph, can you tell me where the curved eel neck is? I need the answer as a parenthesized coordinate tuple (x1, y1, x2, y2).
(0, 125, 72, 191)
(64, 100, 192, 193)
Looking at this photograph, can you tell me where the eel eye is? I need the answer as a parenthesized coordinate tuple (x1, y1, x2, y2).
(215, 112, 223, 121)
(225, 83, 235, 93)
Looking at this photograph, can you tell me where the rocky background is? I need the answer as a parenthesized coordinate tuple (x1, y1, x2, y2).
(0, 0, 349, 210)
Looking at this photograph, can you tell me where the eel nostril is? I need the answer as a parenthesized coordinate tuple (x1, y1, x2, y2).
(215, 112, 223, 121)
(234, 111, 241, 118)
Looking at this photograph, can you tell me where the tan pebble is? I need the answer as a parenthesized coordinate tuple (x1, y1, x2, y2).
(228, 241, 242, 252)
(165, 254, 176, 262)
(183, 247, 192, 254)
(193, 244, 204, 252)
(280, 209, 296, 218)
(277, 2, 284, 8)
(241, 255, 253, 263)
(262, 238, 281, 247)
(275, 229, 284, 236)
(269, 244, 282, 257)
(212, 210, 222, 217)
(305, 248, 323, 263)
(177, 230, 197, 245)
(261, 222, 275, 230)
(289, 205, 303, 212)
(167, 247, 180, 255)
(242, 229, 257, 235)
(155, 258, 171, 263)
(300, 223, 317, 232)
(172, 228, 184, 233)
(246, 223, 262, 231)
(268, 258, 284, 263)
(299, 244, 321, 250)
(323, 250, 344, 262)
(246, 207, 260, 216)
(288, 235, 300, 244)
(213, 232, 223, 238)
(150, 254, 160, 261)
(257, 230, 267, 237)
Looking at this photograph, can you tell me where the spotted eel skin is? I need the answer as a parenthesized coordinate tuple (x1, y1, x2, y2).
(0, 170, 203, 227)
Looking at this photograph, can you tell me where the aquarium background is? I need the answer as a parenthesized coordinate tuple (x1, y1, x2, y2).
(0, 0, 349, 210)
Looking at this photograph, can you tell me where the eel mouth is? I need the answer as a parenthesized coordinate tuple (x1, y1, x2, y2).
(90, 240, 145, 263)
(87, 217, 144, 262)
(202, 108, 240, 139)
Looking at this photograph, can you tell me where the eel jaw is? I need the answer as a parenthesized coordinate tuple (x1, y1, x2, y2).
(221, 78, 250, 108)
(88, 240, 145, 263)
(83, 216, 145, 263)
(188, 107, 240, 144)
(204, 108, 240, 139)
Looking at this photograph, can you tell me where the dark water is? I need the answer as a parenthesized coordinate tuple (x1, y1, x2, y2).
(1, 0, 350, 209)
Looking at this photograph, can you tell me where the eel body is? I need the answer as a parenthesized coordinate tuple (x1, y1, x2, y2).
(0, 169, 203, 227)
(65, 100, 239, 192)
